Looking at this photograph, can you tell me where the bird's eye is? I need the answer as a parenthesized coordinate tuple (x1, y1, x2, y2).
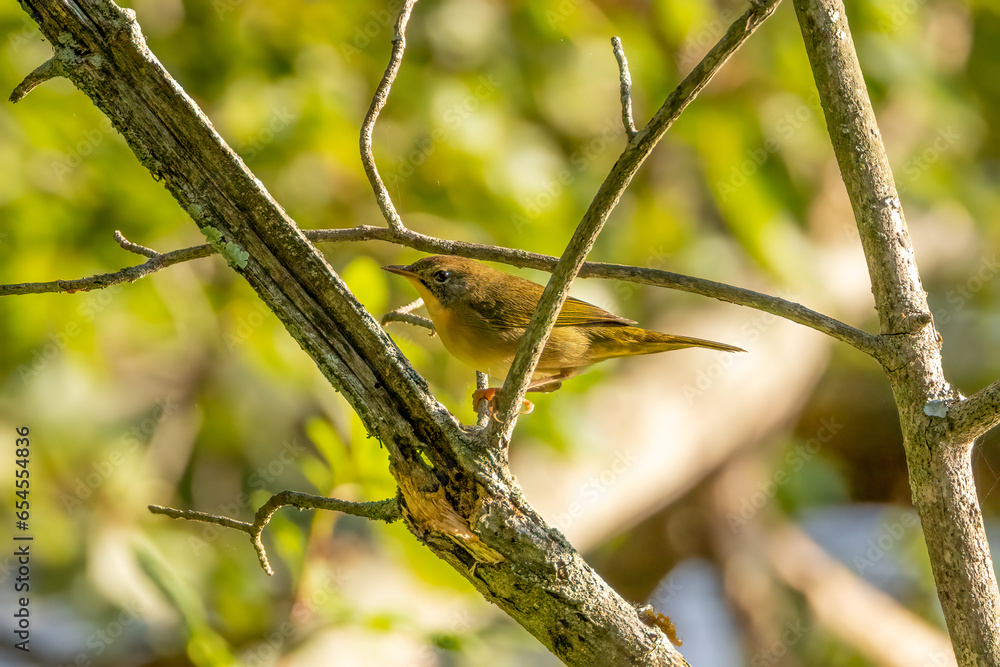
(433, 270, 451, 283)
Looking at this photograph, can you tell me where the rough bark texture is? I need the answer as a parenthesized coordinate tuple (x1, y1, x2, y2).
(13, 0, 688, 664)
(793, 0, 1000, 664)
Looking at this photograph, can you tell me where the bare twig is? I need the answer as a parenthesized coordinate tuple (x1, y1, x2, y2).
(0, 224, 878, 354)
(9, 56, 68, 102)
(359, 0, 417, 233)
(487, 0, 784, 444)
(612, 37, 637, 139)
(114, 230, 159, 258)
(0, 241, 211, 296)
(148, 504, 252, 532)
(380, 297, 434, 333)
(475, 371, 491, 429)
(150, 493, 401, 575)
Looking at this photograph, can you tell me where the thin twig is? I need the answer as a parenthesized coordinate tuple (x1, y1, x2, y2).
(381, 311, 435, 332)
(9, 57, 68, 103)
(359, 0, 417, 233)
(380, 297, 435, 333)
(148, 504, 252, 532)
(487, 0, 784, 444)
(0, 225, 877, 355)
(149, 492, 401, 575)
(476, 371, 491, 428)
(612, 37, 637, 139)
(114, 230, 159, 258)
(0, 240, 210, 296)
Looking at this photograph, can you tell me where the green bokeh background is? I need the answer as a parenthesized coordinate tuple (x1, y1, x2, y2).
(2, 0, 999, 665)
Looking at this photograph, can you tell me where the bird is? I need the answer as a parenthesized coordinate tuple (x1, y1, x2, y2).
(382, 255, 744, 415)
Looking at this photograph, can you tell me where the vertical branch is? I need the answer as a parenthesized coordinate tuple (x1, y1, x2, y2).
(359, 0, 417, 233)
(612, 36, 638, 140)
(793, 0, 1000, 664)
(793, 1, 929, 337)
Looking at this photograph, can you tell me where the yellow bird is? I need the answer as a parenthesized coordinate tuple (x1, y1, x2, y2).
(383, 255, 744, 413)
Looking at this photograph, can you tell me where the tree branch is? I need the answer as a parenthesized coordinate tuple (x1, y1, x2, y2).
(358, 0, 416, 234)
(149, 493, 402, 576)
(380, 296, 434, 332)
(612, 36, 637, 140)
(0, 224, 880, 355)
(8, 56, 68, 102)
(113, 229, 158, 258)
(793, 0, 1000, 663)
(487, 0, 783, 443)
(938, 380, 1000, 446)
(0, 240, 212, 296)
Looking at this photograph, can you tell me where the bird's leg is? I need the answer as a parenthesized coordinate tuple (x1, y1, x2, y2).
(471, 387, 534, 417)
(471, 370, 576, 418)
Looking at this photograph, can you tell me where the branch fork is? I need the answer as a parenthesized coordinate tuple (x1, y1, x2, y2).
(149, 493, 402, 576)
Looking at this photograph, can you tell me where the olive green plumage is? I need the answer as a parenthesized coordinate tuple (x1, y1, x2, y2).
(384, 255, 743, 390)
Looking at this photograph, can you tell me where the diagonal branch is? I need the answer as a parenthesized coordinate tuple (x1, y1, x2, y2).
(149, 493, 402, 575)
(488, 0, 784, 443)
(8, 56, 68, 102)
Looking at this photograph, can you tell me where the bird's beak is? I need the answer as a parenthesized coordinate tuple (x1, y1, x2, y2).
(382, 264, 418, 280)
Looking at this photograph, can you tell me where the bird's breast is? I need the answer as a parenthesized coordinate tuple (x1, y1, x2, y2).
(417, 290, 517, 377)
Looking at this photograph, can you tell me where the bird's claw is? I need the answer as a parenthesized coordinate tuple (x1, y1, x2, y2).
(472, 387, 534, 420)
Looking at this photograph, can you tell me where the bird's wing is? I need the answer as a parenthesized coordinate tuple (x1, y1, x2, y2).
(479, 279, 635, 329)
(555, 296, 636, 326)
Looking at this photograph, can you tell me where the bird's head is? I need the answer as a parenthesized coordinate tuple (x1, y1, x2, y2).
(382, 255, 484, 308)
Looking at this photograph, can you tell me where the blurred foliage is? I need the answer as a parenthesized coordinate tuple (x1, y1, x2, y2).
(1, 0, 999, 665)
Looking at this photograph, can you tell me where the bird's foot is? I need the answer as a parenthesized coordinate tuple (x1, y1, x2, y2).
(472, 387, 534, 420)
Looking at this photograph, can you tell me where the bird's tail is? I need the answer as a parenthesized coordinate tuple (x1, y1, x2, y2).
(586, 325, 744, 362)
